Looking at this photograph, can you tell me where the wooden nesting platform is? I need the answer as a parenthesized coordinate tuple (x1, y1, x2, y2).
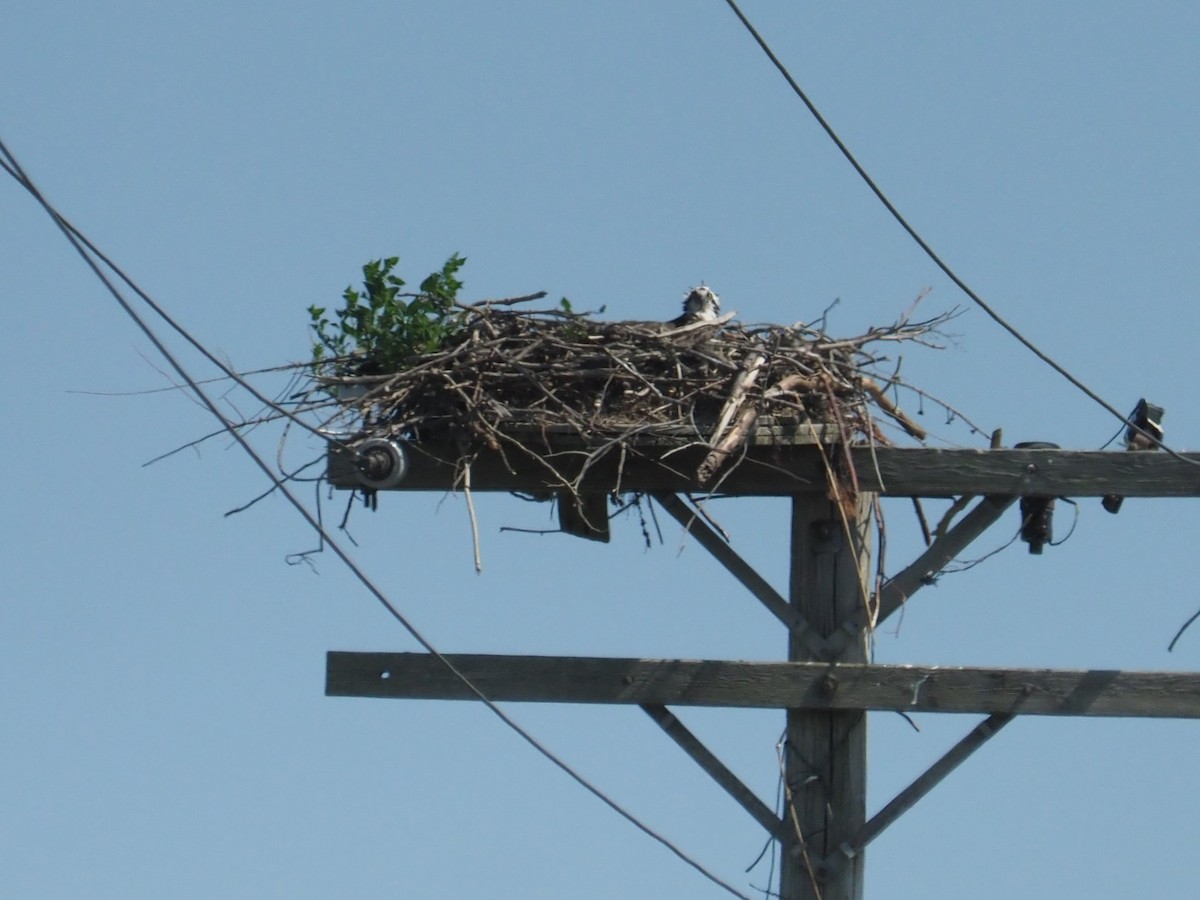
(323, 418, 837, 495)
(325, 432, 1200, 498)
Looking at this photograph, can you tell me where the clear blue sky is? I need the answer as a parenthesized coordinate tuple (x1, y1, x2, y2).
(4, 3, 1199, 897)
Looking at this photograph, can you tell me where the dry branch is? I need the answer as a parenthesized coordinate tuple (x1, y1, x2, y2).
(303, 297, 954, 530)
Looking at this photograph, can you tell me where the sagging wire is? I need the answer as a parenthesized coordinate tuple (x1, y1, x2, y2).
(0, 149, 344, 454)
(0, 136, 753, 900)
(720, 0, 1189, 463)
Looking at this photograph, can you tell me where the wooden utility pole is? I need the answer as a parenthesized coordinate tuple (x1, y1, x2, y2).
(781, 495, 871, 899)
(323, 440, 1200, 899)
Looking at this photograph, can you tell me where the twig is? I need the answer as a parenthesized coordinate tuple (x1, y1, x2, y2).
(1169, 607, 1200, 652)
(711, 351, 768, 442)
(911, 498, 932, 547)
(861, 377, 926, 441)
(776, 736, 825, 900)
(462, 457, 483, 574)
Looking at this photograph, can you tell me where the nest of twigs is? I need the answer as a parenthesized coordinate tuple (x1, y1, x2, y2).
(312, 293, 949, 498)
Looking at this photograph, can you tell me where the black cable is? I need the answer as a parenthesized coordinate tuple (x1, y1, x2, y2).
(0, 138, 752, 900)
(0, 152, 341, 451)
(721, 0, 1181, 457)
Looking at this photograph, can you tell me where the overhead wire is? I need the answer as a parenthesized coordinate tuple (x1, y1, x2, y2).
(0, 152, 340, 451)
(720, 0, 1187, 460)
(0, 137, 753, 900)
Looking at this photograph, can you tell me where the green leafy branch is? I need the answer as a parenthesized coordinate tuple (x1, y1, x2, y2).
(308, 253, 467, 375)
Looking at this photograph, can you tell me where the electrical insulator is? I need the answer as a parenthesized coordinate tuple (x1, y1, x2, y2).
(354, 438, 409, 490)
(1019, 495, 1055, 554)
(1014, 442, 1061, 555)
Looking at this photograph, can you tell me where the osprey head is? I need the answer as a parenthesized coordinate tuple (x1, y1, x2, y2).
(682, 285, 720, 321)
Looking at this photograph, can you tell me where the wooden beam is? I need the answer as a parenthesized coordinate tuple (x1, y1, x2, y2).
(823, 713, 1014, 880)
(325, 652, 1200, 719)
(874, 495, 1015, 626)
(819, 495, 1015, 658)
(328, 441, 1200, 498)
(651, 493, 829, 658)
(859, 447, 1200, 497)
(326, 436, 826, 494)
(640, 703, 788, 841)
(781, 495, 870, 900)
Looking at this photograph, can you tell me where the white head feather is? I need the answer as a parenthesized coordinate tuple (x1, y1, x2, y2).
(681, 285, 720, 321)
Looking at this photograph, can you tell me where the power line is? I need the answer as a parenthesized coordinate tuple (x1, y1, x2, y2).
(0, 152, 340, 451)
(0, 138, 752, 900)
(720, 0, 1175, 454)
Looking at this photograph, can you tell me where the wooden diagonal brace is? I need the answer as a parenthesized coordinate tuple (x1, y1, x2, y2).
(653, 492, 831, 659)
(821, 713, 1014, 881)
(875, 495, 1015, 624)
(641, 703, 788, 841)
(823, 495, 1015, 656)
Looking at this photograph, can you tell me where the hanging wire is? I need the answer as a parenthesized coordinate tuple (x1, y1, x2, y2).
(720, 0, 1189, 462)
(0, 150, 342, 451)
(0, 136, 753, 900)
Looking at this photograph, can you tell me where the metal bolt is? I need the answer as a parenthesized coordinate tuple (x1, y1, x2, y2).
(820, 674, 839, 697)
(1015, 440, 1061, 476)
(353, 438, 409, 490)
(362, 447, 393, 480)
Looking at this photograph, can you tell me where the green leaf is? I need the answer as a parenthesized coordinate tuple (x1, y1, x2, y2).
(312, 252, 470, 377)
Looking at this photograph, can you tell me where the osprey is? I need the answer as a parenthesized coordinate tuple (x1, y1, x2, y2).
(670, 285, 721, 327)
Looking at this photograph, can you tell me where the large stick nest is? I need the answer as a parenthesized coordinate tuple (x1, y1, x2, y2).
(313, 295, 949, 491)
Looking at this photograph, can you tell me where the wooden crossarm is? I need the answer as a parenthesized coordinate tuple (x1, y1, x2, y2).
(326, 652, 1200, 719)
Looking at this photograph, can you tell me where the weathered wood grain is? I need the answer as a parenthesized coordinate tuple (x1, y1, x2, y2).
(873, 494, 1015, 624)
(641, 703, 787, 840)
(782, 494, 870, 899)
(328, 442, 1200, 498)
(326, 653, 1200, 718)
(826, 712, 1015, 879)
